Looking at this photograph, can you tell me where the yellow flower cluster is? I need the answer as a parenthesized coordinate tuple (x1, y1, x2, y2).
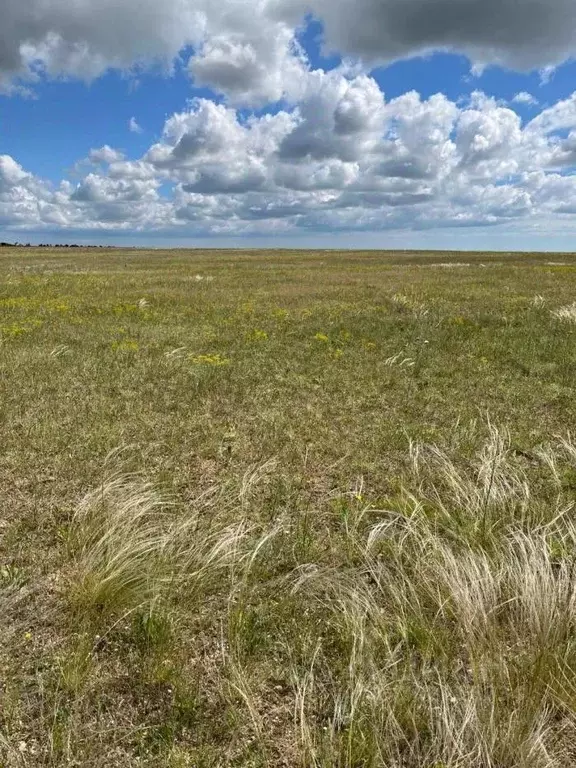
(0, 320, 42, 338)
(247, 329, 268, 341)
(313, 332, 347, 360)
(0, 297, 70, 312)
(111, 340, 139, 352)
(0, 297, 36, 309)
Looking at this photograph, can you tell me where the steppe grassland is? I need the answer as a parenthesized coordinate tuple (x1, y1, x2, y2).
(1, 248, 576, 766)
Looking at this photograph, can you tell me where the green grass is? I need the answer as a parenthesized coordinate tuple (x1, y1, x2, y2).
(2, 247, 576, 765)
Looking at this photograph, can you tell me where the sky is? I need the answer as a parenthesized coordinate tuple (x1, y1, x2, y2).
(2, 1, 576, 249)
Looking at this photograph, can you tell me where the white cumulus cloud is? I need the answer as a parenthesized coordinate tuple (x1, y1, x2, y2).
(513, 91, 538, 106)
(129, 117, 143, 134)
(4, 71, 576, 241)
(2, 0, 576, 104)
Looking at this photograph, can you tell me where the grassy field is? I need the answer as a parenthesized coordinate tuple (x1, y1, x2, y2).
(2, 247, 576, 766)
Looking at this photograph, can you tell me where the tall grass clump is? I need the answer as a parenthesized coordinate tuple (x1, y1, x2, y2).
(67, 474, 250, 634)
(68, 475, 173, 625)
(282, 428, 576, 767)
(551, 302, 576, 324)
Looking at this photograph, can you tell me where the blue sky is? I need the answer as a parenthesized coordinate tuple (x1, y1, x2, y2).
(2, 0, 576, 249)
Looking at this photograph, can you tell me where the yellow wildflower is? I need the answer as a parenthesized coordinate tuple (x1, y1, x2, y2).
(1, 320, 42, 338)
(0, 297, 34, 309)
(111, 340, 139, 352)
(248, 329, 268, 341)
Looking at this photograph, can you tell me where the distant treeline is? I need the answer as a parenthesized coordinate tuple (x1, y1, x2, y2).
(0, 242, 109, 248)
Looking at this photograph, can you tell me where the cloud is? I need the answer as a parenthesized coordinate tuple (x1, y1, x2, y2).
(145, 97, 296, 183)
(527, 93, 576, 136)
(277, 72, 386, 162)
(0, 0, 305, 105)
(182, 167, 266, 194)
(2, 0, 576, 105)
(70, 174, 158, 203)
(129, 117, 143, 134)
(0, 154, 55, 228)
(0, 155, 31, 190)
(4, 79, 576, 239)
(189, 21, 308, 105)
(88, 146, 125, 164)
(0, 0, 204, 86)
(296, 0, 576, 72)
(513, 92, 538, 106)
(455, 95, 524, 178)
